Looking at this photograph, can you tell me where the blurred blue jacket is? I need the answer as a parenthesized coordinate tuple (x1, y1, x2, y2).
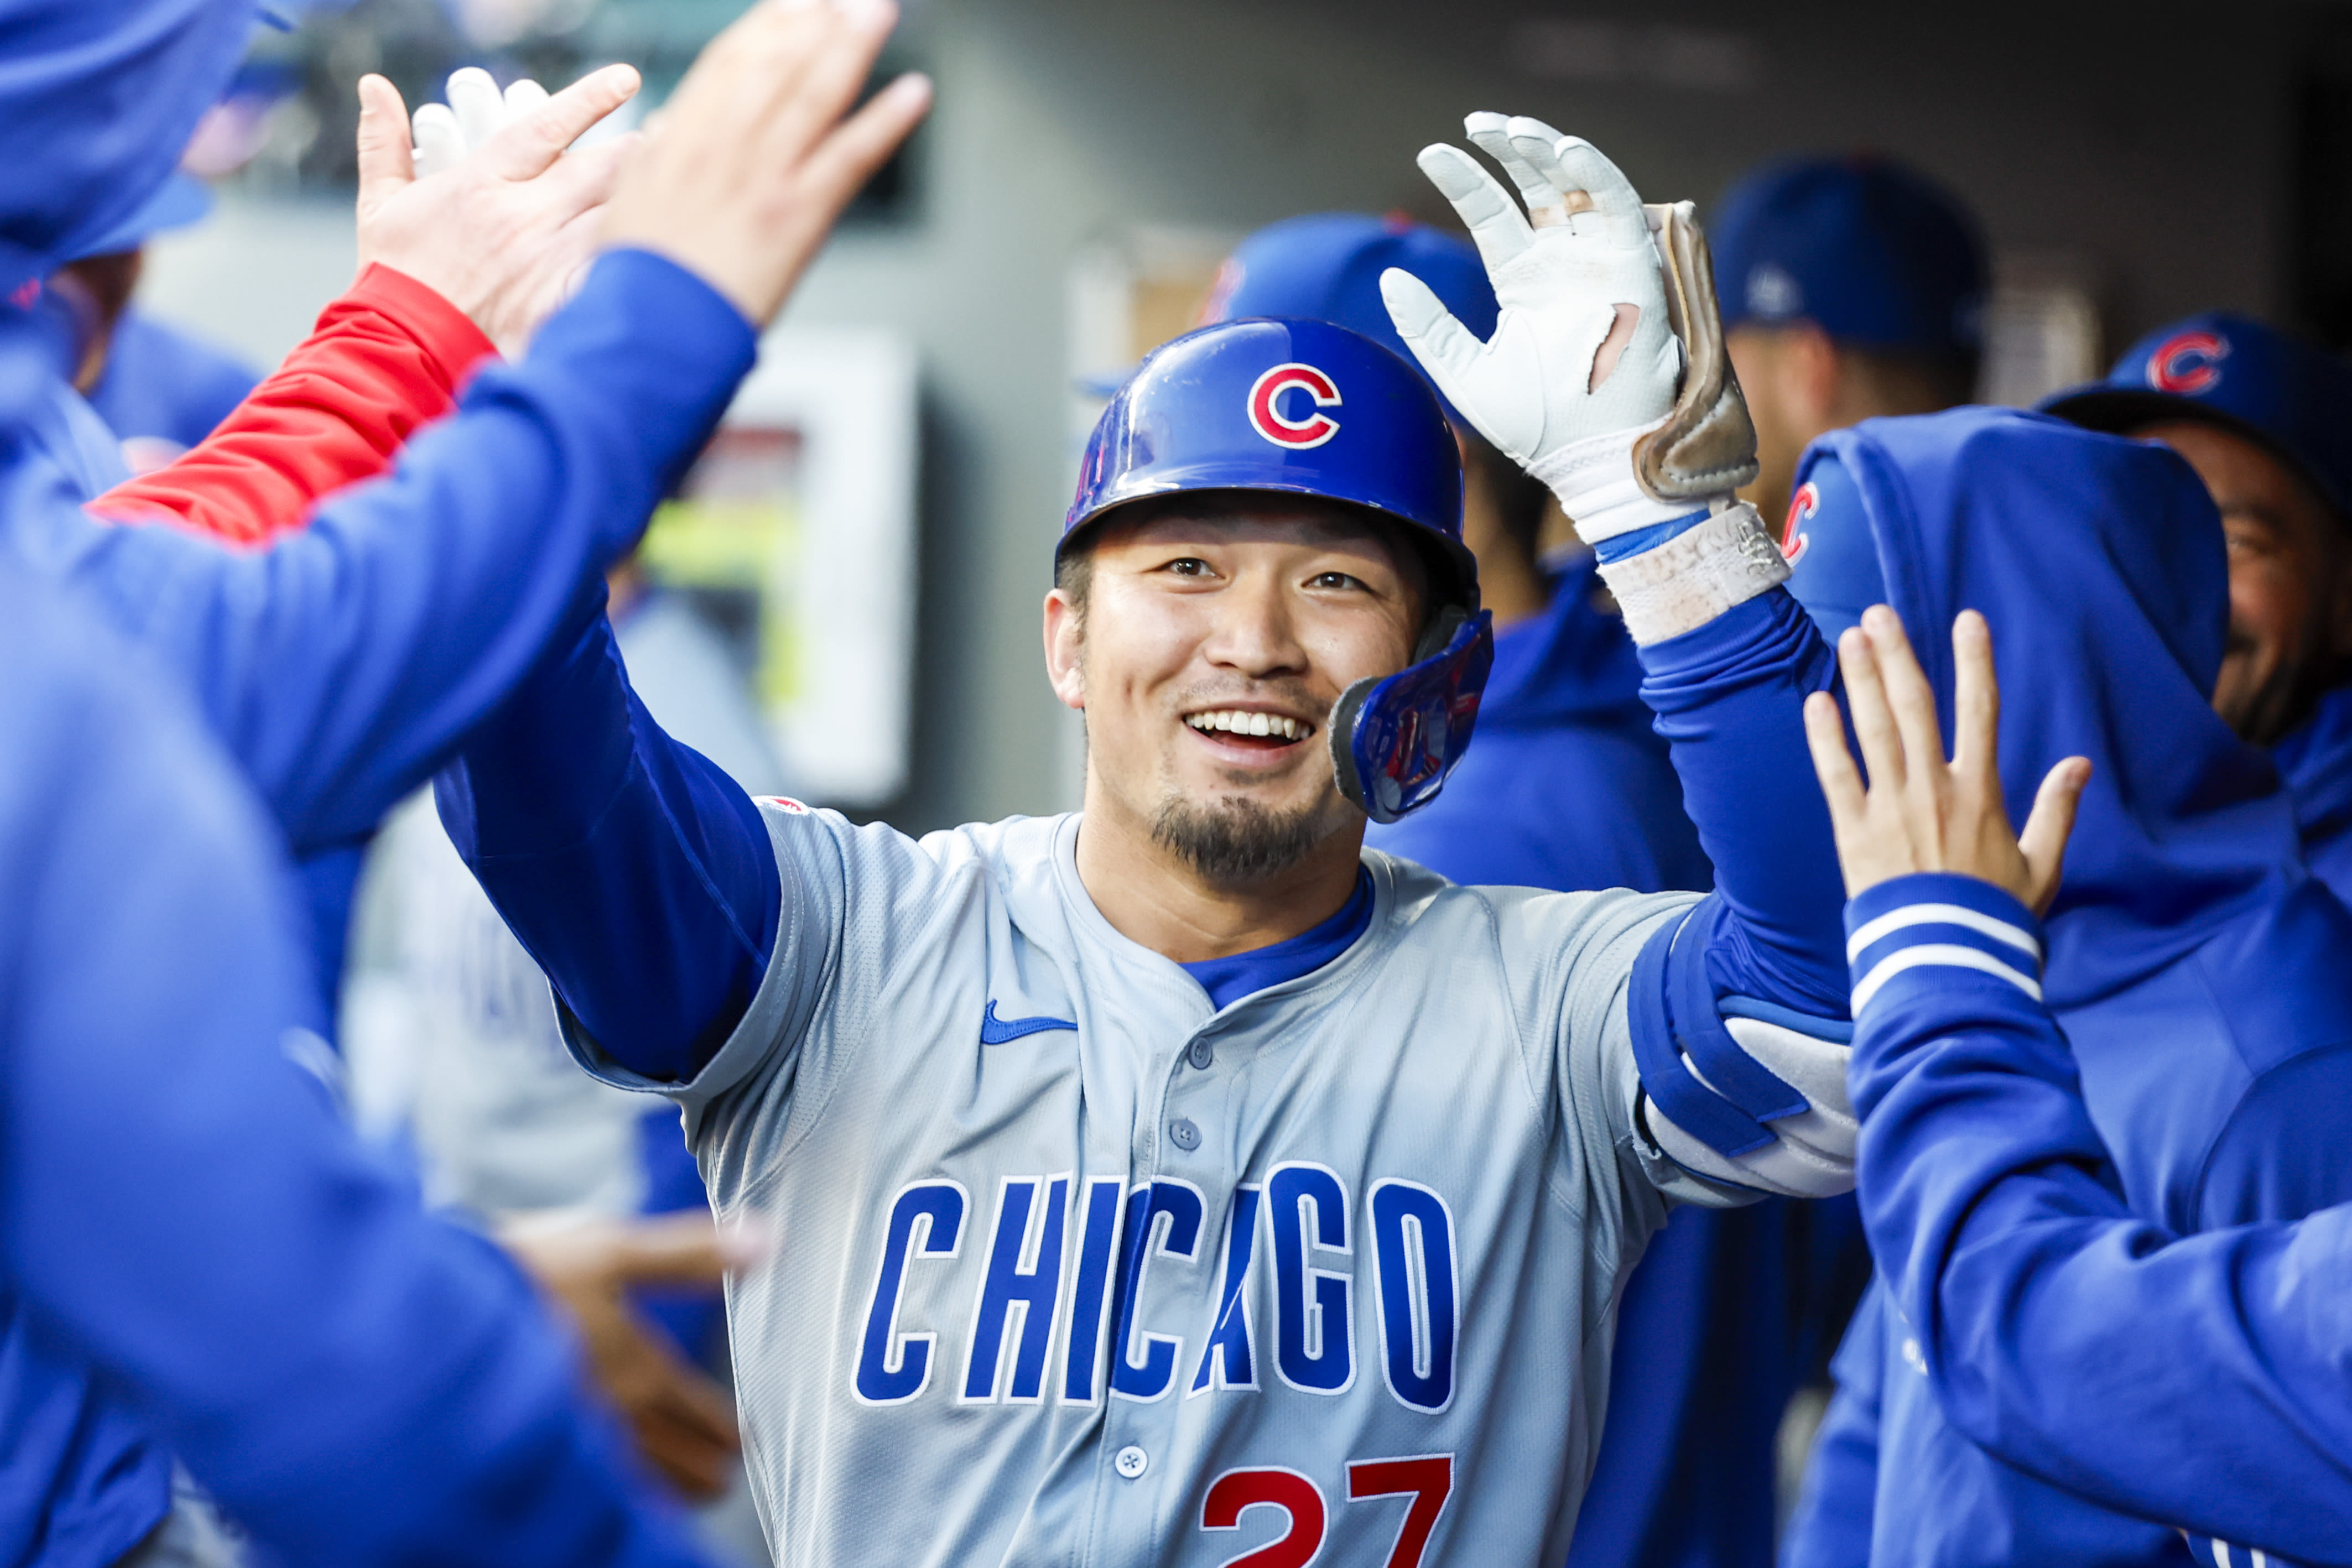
(0, 1, 758, 1561)
(1782, 408, 2352, 1568)
(2275, 682, 2352, 902)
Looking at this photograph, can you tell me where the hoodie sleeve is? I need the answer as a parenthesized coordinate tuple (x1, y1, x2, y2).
(16, 247, 756, 857)
(1849, 872, 2352, 1565)
(0, 573, 710, 1568)
(87, 263, 496, 543)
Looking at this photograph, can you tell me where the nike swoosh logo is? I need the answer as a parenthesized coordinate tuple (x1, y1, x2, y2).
(980, 1000, 1078, 1045)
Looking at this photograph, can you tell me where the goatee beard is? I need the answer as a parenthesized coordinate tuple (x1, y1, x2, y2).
(1151, 793, 1331, 885)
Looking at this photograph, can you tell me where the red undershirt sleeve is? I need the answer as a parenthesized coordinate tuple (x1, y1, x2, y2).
(87, 263, 497, 544)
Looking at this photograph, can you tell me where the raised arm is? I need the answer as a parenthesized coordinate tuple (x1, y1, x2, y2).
(1799, 607, 2352, 1562)
(1387, 115, 1855, 1200)
(0, 571, 707, 1568)
(433, 1, 933, 1082)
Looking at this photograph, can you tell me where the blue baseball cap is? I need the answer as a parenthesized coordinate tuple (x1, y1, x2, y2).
(2041, 312, 2352, 525)
(1711, 155, 1987, 356)
(1200, 213, 1497, 426)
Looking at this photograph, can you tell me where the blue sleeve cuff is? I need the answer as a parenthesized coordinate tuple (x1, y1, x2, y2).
(1630, 893, 1813, 1160)
(1845, 872, 2046, 1017)
(1591, 506, 1714, 564)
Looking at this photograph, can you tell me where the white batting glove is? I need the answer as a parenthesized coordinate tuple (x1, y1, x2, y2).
(1381, 113, 1696, 545)
(410, 67, 553, 178)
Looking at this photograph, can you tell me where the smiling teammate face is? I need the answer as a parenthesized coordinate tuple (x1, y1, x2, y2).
(1045, 498, 1425, 888)
(2141, 420, 2352, 746)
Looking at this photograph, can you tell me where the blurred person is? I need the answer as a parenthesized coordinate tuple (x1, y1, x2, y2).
(43, 171, 263, 473)
(1805, 605, 2352, 1568)
(0, 0, 930, 1562)
(1713, 155, 1987, 532)
(2041, 313, 2352, 895)
(1778, 408, 2352, 1568)
(1200, 211, 1711, 894)
(434, 112, 1866, 1568)
(344, 549, 789, 1536)
(1203, 211, 1836, 1568)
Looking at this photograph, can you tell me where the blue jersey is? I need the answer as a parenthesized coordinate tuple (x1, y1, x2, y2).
(1844, 871, 2352, 1566)
(0, 241, 758, 1561)
(0, 561, 708, 1568)
(1781, 411, 2352, 1568)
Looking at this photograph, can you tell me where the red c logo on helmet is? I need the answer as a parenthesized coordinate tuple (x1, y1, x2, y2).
(2147, 330, 2229, 395)
(1247, 362, 1342, 449)
(1781, 480, 1818, 564)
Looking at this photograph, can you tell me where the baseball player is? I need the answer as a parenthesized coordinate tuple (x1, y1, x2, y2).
(439, 114, 1860, 1565)
(1801, 602, 2351, 1568)
(1778, 407, 2352, 1568)
(2039, 313, 2352, 898)
(0, 1, 930, 1561)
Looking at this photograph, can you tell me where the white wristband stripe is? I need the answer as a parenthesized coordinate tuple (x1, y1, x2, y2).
(1845, 902, 2042, 965)
(1851, 944, 2043, 1015)
(1594, 502, 1789, 646)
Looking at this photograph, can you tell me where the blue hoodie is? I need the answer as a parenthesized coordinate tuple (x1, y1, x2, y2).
(2275, 682, 2352, 903)
(0, 2, 758, 1560)
(1780, 408, 2352, 1568)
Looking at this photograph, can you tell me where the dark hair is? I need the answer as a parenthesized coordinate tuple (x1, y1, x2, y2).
(1840, 340, 1981, 414)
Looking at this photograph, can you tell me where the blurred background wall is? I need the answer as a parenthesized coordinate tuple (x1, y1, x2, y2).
(145, 0, 2334, 832)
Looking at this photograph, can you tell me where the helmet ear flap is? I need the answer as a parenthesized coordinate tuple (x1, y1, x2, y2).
(1328, 608, 1495, 824)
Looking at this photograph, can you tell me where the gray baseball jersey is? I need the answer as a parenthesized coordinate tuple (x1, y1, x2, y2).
(565, 804, 1785, 1567)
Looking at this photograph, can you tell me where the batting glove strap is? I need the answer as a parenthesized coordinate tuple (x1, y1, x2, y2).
(1527, 419, 1714, 541)
(1595, 500, 1790, 645)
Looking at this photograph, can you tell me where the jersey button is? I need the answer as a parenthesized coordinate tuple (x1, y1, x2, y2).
(1168, 1117, 1201, 1152)
(1187, 1040, 1215, 1070)
(1113, 1445, 1149, 1480)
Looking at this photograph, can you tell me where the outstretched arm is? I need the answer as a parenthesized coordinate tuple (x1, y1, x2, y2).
(1389, 115, 1854, 1200)
(1804, 607, 2352, 1563)
(440, 1, 933, 1083)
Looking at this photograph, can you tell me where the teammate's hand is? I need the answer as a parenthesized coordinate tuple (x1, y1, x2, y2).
(598, 0, 932, 327)
(502, 1211, 764, 1501)
(1802, 605, 2090, 915)
(1381, 114, 1685, 541)
(353, 65, 640, 358)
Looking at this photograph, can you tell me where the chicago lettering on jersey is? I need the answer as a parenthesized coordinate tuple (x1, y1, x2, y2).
(853, 1167, 1459, 1414)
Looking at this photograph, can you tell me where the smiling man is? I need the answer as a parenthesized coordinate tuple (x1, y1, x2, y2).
(436, 114, 1858, 1565)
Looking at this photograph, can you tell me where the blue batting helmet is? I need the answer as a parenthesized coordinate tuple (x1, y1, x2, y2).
(1061, 316, 1492, 822)
(1063, 316, 1475, 605)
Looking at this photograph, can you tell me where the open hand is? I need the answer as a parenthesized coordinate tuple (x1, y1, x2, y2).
(599, 0, 932, 327)
(1802, 605, 2090, 915)
(353, 65, 641, 358)
(502, 1211, 768, 1500)
(1381, 114, 1684, 538)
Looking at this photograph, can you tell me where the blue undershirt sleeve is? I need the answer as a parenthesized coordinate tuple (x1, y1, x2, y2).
(435, 608, 781, 1084)
(1633, 586, 1849, 1018)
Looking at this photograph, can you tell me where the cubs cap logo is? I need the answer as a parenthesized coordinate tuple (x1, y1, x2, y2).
(1780, 480, 1818, 564)
(1247, 362, 1342, 449)
(2147, 329, 2230, 396)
